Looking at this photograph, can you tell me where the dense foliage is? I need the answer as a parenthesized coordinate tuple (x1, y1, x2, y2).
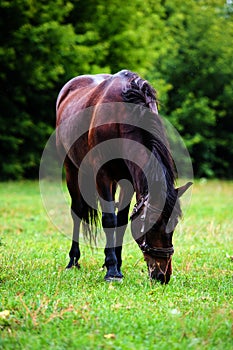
(0, 0, 232, 179)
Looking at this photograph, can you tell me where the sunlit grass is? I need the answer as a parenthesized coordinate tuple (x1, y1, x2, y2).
(0, 180, 233, 349)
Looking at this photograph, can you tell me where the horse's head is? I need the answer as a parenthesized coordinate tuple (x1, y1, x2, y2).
(131, 182, 192, 284)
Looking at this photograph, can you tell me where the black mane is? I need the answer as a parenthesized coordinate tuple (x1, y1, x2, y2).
(122, 73, 181, 222)
(122, 73, 158, 113)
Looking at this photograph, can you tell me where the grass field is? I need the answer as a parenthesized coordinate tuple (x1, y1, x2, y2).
(0, 180, 232, 349)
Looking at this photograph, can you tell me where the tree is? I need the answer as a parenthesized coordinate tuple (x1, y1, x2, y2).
(150, 0, 233, 177)
(0, 0, 94, 179)
(0, 0, 232, 179)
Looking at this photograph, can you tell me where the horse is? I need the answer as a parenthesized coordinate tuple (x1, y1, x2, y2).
(56, 69, 192, 284)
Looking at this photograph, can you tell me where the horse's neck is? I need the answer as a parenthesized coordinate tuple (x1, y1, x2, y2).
(130, 158, 167, 206)
(127, 163, 148, 200)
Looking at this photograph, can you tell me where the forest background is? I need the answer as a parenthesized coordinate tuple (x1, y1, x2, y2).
(0, 0, 232, 180)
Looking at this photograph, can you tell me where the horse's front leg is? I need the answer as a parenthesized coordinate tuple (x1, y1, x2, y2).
(102, 212, 122, 281)
(115, 184, 133, 277)
(97, 172, 122, 281)
(115, 205, 131, 277)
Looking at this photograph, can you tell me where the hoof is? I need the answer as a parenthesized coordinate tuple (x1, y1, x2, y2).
(66, 259, 80, 269)
(104, 269, 123, 282)
(103, 263, 123, 282)
(66, 264, 80, 269)
(117, 270, 124, 278)
(104, 275, 123, 283)
(66, 263, 73, 269)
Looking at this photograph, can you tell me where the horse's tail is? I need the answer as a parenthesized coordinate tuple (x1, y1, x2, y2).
(79, 166, 100, 245)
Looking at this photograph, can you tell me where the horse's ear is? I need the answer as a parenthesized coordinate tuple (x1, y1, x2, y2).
(176, 182, 193, 198)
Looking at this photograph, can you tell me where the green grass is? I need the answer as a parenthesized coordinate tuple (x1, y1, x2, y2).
(0, 180, 233, 350)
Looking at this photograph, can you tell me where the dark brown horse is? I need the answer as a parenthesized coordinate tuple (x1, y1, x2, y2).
(56, 70, 192, 283)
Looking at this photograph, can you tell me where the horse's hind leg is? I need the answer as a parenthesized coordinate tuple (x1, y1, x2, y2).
(66, 204, 81, 269)
(65, 159, 82, 269)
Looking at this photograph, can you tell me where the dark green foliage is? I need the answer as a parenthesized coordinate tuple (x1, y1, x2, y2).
(152, 0, 233, 178)
(0, 0, 232, 179)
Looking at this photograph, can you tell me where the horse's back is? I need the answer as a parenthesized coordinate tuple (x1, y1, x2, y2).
(56, 74, 111, 114)
(56, 73, 120, 164)
(55, 69, 158, 163)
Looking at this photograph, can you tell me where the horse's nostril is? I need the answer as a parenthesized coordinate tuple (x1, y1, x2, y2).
(158, 273, 171, 284)
(157, 272, 165, 284)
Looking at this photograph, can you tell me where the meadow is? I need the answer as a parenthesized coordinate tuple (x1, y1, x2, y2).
(0, 180, 232, 349)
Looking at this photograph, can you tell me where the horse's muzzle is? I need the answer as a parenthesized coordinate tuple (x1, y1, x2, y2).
(151, 271, 171, 284)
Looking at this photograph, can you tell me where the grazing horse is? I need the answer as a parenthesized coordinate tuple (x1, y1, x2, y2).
(56, 70, 192, 283)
